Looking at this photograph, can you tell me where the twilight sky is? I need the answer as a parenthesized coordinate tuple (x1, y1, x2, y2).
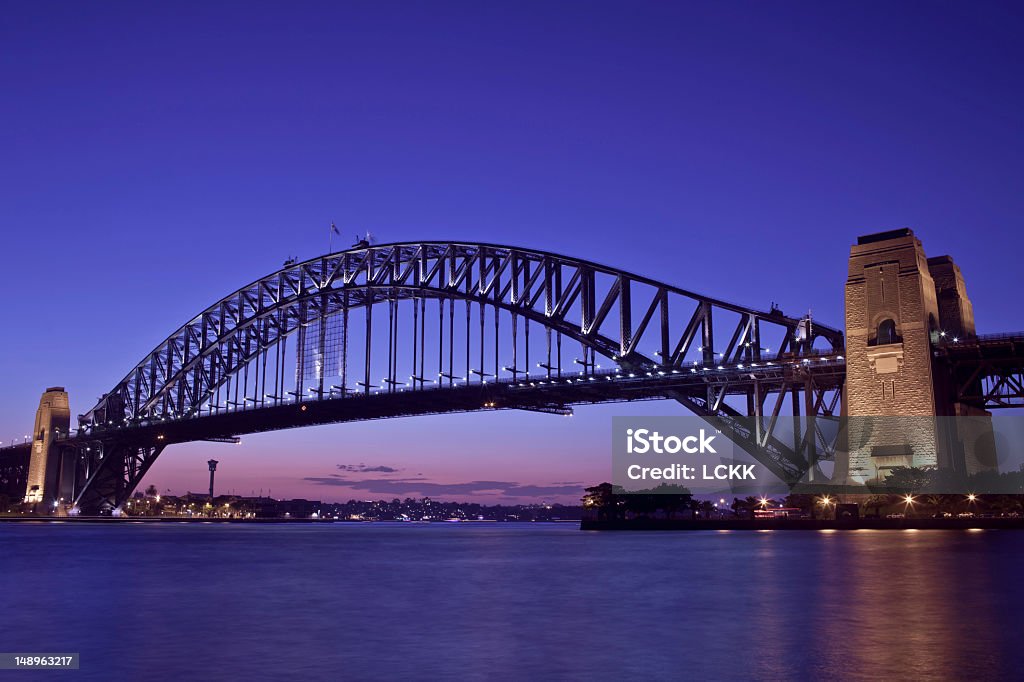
(2, 1, 1023, 503)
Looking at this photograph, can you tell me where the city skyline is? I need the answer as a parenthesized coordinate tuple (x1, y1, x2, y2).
(3, 2, 1023, 503)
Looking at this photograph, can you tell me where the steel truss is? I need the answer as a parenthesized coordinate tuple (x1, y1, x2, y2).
(939, 333, 1024, 409)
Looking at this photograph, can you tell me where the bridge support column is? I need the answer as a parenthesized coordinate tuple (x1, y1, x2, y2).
(843, 228, 989, 484)
(73, 442, 166, 515)
(23, 387, 72, 513)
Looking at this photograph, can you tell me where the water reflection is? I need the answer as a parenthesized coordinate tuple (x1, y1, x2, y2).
(0, 524, 1019, 680)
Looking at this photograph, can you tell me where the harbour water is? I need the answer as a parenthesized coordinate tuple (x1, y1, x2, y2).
(2, 523, 1021, 680)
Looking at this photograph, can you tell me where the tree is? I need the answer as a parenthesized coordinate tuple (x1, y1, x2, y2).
(883, 466, 937, 494)
(862, 494, 892, 518)
(731, 496, 765, 517)
(784, 493, 816, 517)
(582, 483, 624, 521)
(144, 484, 158, 498)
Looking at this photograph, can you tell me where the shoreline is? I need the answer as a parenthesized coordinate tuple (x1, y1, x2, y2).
(581, 517, 1024, 531)
(0, 517, 581, 524)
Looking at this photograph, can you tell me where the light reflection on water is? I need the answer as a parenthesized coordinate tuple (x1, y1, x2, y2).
(1, 524, 1020, 680)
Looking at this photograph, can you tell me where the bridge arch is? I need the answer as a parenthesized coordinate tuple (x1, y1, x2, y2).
(83, 241, 841, 428)
(66, 241, 843, 513)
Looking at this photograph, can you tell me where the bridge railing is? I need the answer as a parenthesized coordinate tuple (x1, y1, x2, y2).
(935, 331, 1024, 345)
(974, 332, 1024, 343)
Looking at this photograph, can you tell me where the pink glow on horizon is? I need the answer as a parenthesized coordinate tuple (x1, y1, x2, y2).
(140, 402, 681, 503)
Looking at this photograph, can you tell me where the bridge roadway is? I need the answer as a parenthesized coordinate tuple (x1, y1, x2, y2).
(20, 332, 1010, 455)
(55, 353, 847, 448)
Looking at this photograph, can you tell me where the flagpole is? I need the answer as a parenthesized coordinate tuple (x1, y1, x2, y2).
(329, 221, 334, 254)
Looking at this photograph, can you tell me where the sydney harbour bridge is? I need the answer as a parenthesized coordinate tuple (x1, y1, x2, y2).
(2, 229, 1023, 514)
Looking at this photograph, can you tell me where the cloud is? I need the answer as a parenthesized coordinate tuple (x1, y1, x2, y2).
(336, 464, 400, 473)
(303, 477, 583, 498)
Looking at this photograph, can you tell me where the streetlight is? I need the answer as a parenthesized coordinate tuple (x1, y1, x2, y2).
(818, 495, 834, 519)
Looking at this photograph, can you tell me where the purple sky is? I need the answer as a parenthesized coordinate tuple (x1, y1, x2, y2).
(2, 1, 1023, 503)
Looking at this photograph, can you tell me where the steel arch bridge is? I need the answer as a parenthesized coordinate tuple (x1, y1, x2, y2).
(53, 241, 847, 514)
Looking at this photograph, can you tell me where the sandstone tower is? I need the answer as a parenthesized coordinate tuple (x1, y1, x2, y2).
(24, 387, 71, 510)
(843, 228, 987, 483)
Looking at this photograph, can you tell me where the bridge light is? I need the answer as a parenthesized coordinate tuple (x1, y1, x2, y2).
(836, 355, 843, 360)
(628, 373, 635, 378)
(737, 364, 744, 369)
(967, 493, 977, 502)
(940, 331, 946, 337)
(953, 337, 959, 343)
(904, 494, 915, 505)
(717, 366, 723, 370)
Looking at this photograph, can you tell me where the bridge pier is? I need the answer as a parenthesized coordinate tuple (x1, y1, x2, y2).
(23, 387, 73, 514)
(841, 228, 993, 484)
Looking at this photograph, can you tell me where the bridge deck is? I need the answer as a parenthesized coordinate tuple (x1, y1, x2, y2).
(52, 358, 846, 447)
